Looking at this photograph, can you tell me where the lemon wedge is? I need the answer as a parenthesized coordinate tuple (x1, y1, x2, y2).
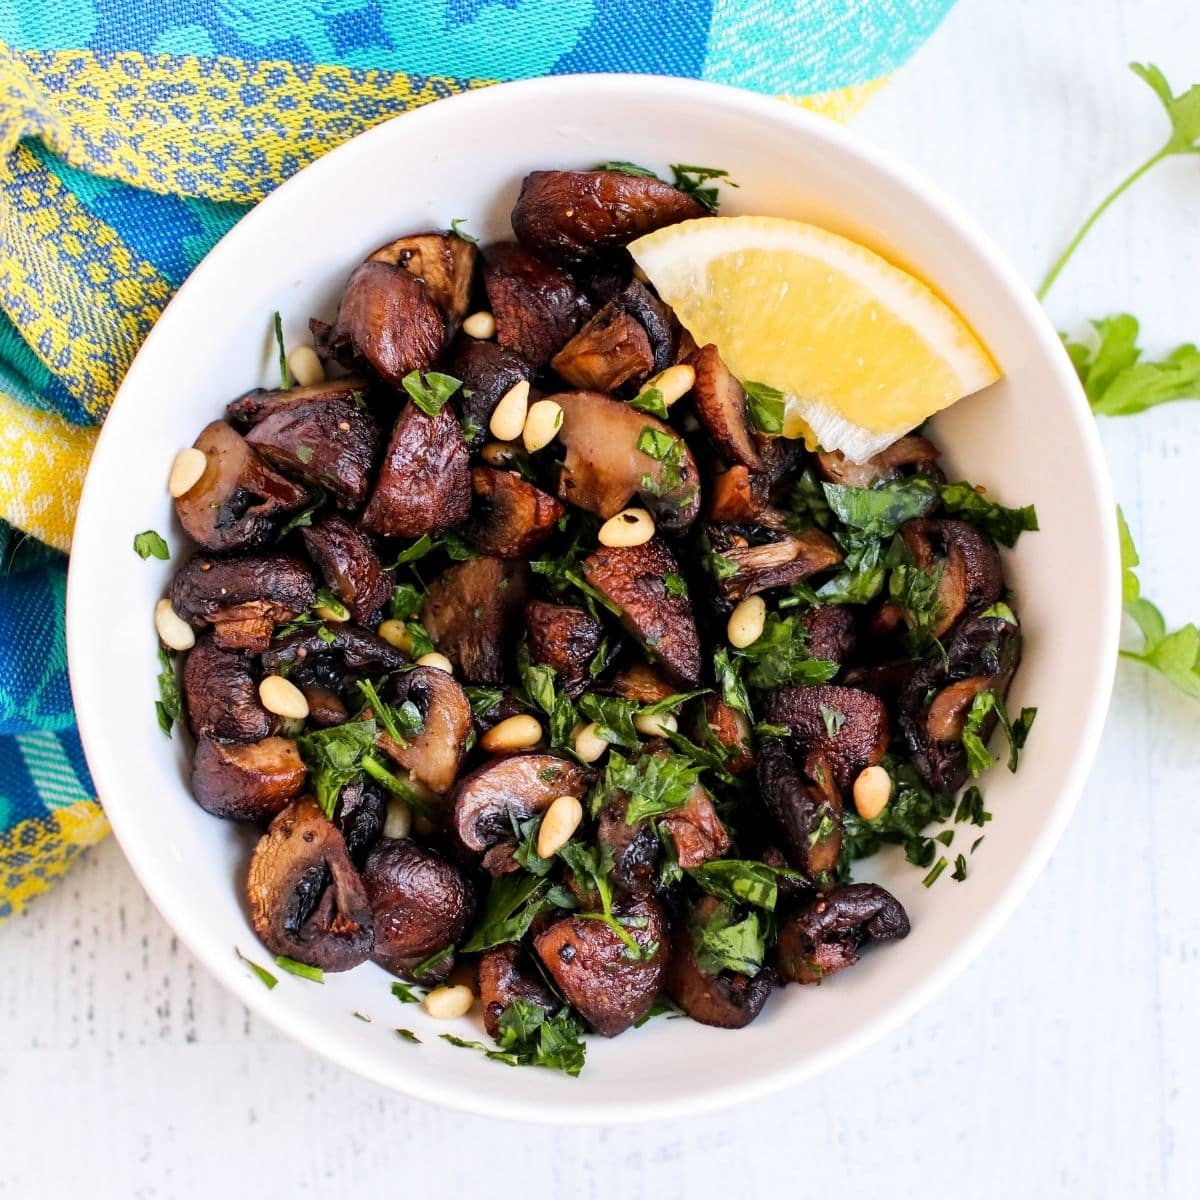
(628, 216, 1000, 462)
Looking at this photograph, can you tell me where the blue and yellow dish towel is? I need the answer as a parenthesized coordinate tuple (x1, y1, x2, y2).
(0, 1, 955, 918)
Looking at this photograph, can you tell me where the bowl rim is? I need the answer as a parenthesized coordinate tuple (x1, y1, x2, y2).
(66, 71, 1121, 1124)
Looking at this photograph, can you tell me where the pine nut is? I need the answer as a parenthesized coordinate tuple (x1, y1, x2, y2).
(598, 507, 655, 548)
(638, 363, 695, 409)
(422, 983, 474, 1020)
(462, 311, 496, 340)
(853, 765, 893, 821)
(259, 674, 310, 720)
(480, 441, 520, 468)
(287, 344, 325, 387)
(489, 379, 530, 442)
(522, 399, 564, 452)
(383, 795, 412, 840)
(377, 619, 413, 653)
(315, 604, 349, 623)
(537, 795, 584, 858)
(634, 710, 678, 738)
(168, 447, 207, 498)
(573, 722, 609, 763)
(154, 598, 195, 651)
(416, 652, 453, 674)
(480, 713, 543, 753)
(727, 595, 767, 648)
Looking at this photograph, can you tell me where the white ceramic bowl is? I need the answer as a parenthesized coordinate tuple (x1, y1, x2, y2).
(68, 75, 1120, 1123)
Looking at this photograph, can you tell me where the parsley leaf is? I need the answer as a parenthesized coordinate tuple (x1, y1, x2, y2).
(669, 163, 736, 214)
(691, 900, 765, 976)
(275, 955, 324, 983)
(236, 947, 278, 989)
(459, 873, 556, 954)
(275, 488, 326, 540)
(733, 612, 839, 689)
(356, 679, 423, 746)
(273, 311, 291, 390)
(742, 380, 785, 434)
(1064, 314, 1200, 417)
(939, 481, 1039, 547)
(712, 646, 752, 716)
(1039, 63, 1200, 298)
(578, 693, 640, 750)
(134, 530, 169, 560)
(594, 160, 661, 178)
(391, 981, 424, 1004)
(450, 217, 478, 244)
(688, 860, 802, 910)
(628, 385, 668, 418)
(155, 645, 182, 736)
(593, 749, 702, 826)
(401, 370, 461, 417)
(296, 720, 378, 818)
(493, 998, 587, 1077)
(823, 477, 940, 539)
(1118, 508, 1200, 699)
(517, 643, 578, 748)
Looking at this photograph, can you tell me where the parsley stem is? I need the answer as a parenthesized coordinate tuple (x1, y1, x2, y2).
(1036, 149, 1167, 300)
(362, 755, 433, 817)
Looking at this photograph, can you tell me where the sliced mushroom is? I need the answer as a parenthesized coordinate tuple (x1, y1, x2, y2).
(764, 685, 890, 793)
(191, 736, 306, 821)
(169, 553, 315, 652)
(610, 661, 677, 704)
(300, 515, 392, 625)
(900, 519, 1003, 639)
(706, 523, 843, 602)
(174, 420, 310, 553)
(899, 610, 1023, 793)
(481, 242, 590, 367)
(550, 302, 655, 392)
(450, 338, 535, 449)
(707, 464, 770, 523)
(467, 468, 565, 559)
(583, 539, 701, 685)
(478, 943, 559, 1038)
(360, 401, 471, 538)
(246, 797, 373, 972)
(690, 344, 762, 469)
(524, 599, 603, 696)
(755, 738, 843, 879)
(421, 557, 528, 684)
(319, 260, 445, 386)
(698, 696, 754, 774)
(800, 604, 857, 666)
(361, 838, 471, 981)
(244, 393, 379, 509)
(776, 884, 910, 985)
(452, 752, 592, 857)
(226, 377, 370, 429)
(367, 230, 477, 322)
(816, 435, 941, 489)
(658, 784, 730, 868)
(183, 635, 276, 742)
(299, 680, 350, 728)
(666, 896, 774, 1028)
(375, 665, 472, 795)
(555, 391, 701, 532)
(597, 795, 661, 897)
(533, 896, 668, 1036)
(611, 279, 677, 374)
(260, 624, 407, 679)
(333, 777, 386, 866)
(511, 169, 707, 266)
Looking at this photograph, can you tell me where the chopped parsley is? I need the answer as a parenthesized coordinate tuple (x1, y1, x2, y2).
(742, 380, 785, 434)
(692, 900, 765, 976)
(275, 956, 324, 983)
(272, 310, 291, 390)
(669, 163, 736, 213)
(134, 530, 169, 560)
(629, 385, 668, 418)
(450, 217, 478, 244)
(402, 370, 462, 417)
(236, 947, 278, 990)
(155, 645, 182, 737)
(296, 720, 378, 818)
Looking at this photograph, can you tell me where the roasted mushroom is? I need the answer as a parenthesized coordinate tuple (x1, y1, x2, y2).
(801, 604, 857, 666)
(367, 230, 477, 322)
(776, 884, 910, 985)
(533, 896, 668, 1036)
(481, 242, 590, 367)
(301, 515, 392, 625)
(174, 420, 310, 553)
(375, 665, 472, 795)
(755, 738, 843, 879)
(524, 599, 603, 696)
(260, 623, 407, 680)
(478, 943, 559, 1038)
(226, 376, 370, 427)
(597, 796, 662, 897)
(467, 467, 565, 558)
(246, 797, 373, 971)
(451, 338, 535, 448)
(360, 402, 471, 538)
(659, 784, 730, 868)
(764, 684, 890, 793)
(550, 302, 655, 392)
(169, 552, 315, 651)
(706, 523, 843, 603)
(583, 539, 701, 685)
(698, 697, 754, 774)
(899, 518, 1003, 639)
(191, 736, 307, 821)
(421, 557, 528, 684)
(452, 753, 592, 859)
(666, 896, 774, 1028)
(361, 837, 471, 981)
(511, 169, 707, 266)
(555, 391, 701, 532)
(690, 344, 762, 469)
(610, 660, 677, 704)
(816, 435, 941, 489)
(332, 777, 386, 866)
(707, 464, 770, 523)
(183, 635, 276, 742)
(319, 260, 445, 386)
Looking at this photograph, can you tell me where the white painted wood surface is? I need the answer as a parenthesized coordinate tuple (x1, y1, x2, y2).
(4, 1, 1198, 1194)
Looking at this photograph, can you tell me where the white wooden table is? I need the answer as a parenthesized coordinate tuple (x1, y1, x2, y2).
(4, 1, 1197, 1194)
